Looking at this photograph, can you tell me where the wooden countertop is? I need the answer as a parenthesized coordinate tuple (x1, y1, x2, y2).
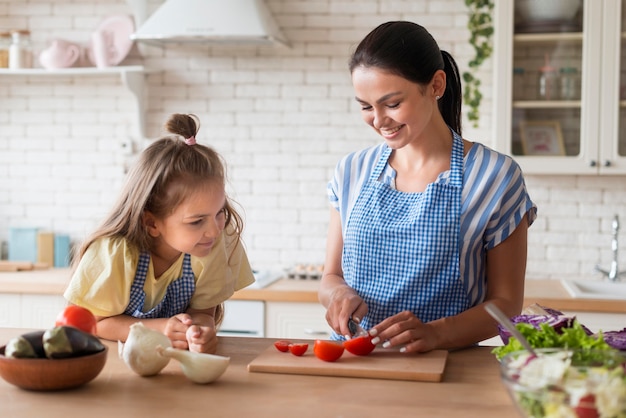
(0, 329, 516, 417)
(1, 268, 624, 313)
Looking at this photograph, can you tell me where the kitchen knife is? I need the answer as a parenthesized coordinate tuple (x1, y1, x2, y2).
(348, 317, 368, 337)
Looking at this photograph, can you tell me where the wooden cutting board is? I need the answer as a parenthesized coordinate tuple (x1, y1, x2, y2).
(247, 343, 448, 382)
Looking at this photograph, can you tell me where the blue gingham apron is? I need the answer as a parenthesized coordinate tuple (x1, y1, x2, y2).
(123, 252, 196, 318)
(340, 131, 470, 337)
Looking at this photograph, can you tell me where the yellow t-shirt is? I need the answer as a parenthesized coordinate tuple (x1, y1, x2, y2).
(63, 227, 255, 317)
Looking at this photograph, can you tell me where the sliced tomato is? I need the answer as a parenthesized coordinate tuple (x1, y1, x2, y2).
(313, 339, 345, 362)
(274, 340, 292, 352)
(574, 394, 599, 418)
(288, 343, 308, 356)
(343, 334, 376, 356)
(55, 305, 97, 335)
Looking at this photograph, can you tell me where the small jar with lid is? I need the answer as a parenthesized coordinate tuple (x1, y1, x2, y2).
(559, 67, 580, 100)
(0, 31, 11, 68)
(538, 61, 559, 101)
(9, 29, 33, 69)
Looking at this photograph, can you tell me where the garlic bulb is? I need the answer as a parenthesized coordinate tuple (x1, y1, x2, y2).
(118, 322, 172, 377)
(155, 346, 230, 384)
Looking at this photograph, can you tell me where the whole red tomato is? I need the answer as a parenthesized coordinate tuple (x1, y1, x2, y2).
(313, 339, 345, 362)
(343, 335, 376, 356)
(55, 305, 97, 335)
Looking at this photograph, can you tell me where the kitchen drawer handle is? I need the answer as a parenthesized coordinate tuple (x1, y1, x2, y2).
(303, 328, 330, 336)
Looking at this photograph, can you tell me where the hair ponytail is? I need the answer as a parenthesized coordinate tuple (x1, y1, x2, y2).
(439, 51, 462, 135)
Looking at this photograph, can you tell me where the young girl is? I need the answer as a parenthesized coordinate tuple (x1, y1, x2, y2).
(64, 113, 254, 354)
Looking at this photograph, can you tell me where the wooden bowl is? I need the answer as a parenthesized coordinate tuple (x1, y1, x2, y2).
(0, 345, 107, 391)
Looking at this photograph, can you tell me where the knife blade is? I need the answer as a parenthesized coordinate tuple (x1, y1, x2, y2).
(347, 317, 368, 337)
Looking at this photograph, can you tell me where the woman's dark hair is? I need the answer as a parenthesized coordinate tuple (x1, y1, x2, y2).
(349, 21, 462, 135)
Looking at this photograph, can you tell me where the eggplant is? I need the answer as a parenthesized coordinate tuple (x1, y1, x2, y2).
(43, 326, 105, 359)
(4, 330, 46, 358)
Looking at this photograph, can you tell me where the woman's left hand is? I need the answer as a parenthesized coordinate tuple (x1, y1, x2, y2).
(369, 311, 438, 353)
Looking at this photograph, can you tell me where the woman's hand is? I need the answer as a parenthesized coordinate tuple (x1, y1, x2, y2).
(369, 311, 438, 353)
(324, 284, 368, 338)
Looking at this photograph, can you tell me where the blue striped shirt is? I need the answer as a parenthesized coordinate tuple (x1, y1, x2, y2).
(328, 142, 537, 306)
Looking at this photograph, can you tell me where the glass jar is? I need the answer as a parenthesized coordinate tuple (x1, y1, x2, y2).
(513, 67, 526, 100)
(0, 31, 10, 68)
(538, 62, 559, 100)
(9, 29, 33, 69)
(559, 67, 580, 100)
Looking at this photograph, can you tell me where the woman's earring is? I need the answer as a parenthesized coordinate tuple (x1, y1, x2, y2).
(435, 95, 441, 100)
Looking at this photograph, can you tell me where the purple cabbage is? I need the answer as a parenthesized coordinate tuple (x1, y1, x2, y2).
(497, 305, 592, 344)
(602, 328, 626, 351)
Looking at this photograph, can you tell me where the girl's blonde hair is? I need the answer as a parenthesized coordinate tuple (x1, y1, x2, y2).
(74, 113, 242, 324)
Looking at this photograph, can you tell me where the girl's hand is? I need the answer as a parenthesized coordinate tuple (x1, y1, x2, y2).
(369, 311, 438, 353)
(186, 325, 217, 354)
(163, 313, 194, 349)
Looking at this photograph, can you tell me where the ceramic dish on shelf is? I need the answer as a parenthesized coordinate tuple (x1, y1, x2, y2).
(87, 14, 135, 68)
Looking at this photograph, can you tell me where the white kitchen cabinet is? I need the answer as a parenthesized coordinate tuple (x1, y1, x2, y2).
(265, 302, 332, 339)
(493, 0, 626, 174)
(0, 295, 21, 328)
(0, 66, 148, 139)
(0, 294, 66, 328)
(219, 300, 265, 338)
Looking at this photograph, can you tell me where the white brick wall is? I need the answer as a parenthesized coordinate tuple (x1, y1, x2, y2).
(1, 0, 624, 280)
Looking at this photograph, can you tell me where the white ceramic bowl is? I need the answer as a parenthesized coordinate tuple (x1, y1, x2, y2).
(515, 0, 582, 23)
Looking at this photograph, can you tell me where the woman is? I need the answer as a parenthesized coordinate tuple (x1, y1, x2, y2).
(319, 21, 537, 353)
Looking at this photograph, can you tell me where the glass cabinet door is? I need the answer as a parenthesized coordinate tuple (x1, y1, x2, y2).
(511, 1, 584, 159)
(602, 0, 626, 167)
(493, 0, 626, 174)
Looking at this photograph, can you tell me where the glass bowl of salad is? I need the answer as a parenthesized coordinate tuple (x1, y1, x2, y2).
(500, 348, 626, 418)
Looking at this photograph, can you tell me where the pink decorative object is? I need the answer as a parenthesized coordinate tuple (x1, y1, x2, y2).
(39, 39, 81, 69)
(87, 15, 135, 68)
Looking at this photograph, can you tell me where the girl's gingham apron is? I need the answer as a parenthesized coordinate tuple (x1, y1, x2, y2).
(124, 252, 196, 318)
(340, 131, 470, 336)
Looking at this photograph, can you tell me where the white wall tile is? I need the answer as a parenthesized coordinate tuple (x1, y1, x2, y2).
(1, 0, 624, 277)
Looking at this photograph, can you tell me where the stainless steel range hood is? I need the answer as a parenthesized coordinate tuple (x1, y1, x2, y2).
(129, 0, 289, 47)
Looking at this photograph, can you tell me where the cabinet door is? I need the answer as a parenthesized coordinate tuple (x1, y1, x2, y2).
(219, 300, 265, 338)
(20, 294, 67, 329)
(494, 0, 626, 174)
(0, 295, 22, 328)
(598, 0, 626, 173)
(265, 302, 332, 339)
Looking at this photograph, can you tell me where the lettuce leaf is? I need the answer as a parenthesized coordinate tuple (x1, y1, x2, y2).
(492, 319, 611, 360)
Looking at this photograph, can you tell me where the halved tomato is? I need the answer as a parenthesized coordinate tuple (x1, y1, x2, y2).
(274, 340, 292, 352)
(313, 339, 345, 362)
(288, 343, 308, 356)
(574, 394, 599, 418)
(343, 335, 376, 356)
